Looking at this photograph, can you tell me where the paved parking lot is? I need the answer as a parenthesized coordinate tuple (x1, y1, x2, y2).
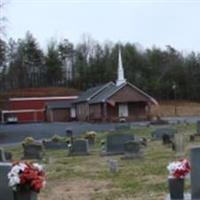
(0, 122, 118, 145)
(0, 116, 199, 146)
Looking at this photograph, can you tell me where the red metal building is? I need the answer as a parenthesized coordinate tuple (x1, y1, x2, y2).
(1, 96, 77, 123)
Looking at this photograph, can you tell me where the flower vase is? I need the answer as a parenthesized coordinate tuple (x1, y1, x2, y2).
(168, 178, 184, 200)
(13, 190, 37, 200)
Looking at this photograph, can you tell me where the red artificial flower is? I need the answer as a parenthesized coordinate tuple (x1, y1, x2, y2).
(10, 161, 46, 193)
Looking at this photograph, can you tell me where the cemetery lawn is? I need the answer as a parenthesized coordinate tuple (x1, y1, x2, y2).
(6, 123, 196, 200)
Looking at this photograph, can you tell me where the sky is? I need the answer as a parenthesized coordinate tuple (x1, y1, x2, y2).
(3, 0, 200, 52)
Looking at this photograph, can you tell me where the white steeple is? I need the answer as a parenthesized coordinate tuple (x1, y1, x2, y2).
(116, 48, 126, 86)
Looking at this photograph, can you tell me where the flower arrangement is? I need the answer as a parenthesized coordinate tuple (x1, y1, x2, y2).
(8, 161, 46, 193)
(22, 137, 35, 145)
(84, 131, 96, 140)
(167, 159, 191, 179)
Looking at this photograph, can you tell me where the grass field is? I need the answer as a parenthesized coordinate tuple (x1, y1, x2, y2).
(155, 101, 200, 117)
(5, 123, 198, 200)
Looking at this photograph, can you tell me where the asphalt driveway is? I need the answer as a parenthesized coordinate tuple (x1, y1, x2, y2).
(0, 116, 199, 146)
(0, 122, 119, 146)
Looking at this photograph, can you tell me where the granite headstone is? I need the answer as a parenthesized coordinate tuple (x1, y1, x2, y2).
(115, 123, 130, 130)
(151, 128, 176, 140)
(0, 162, 13, 200)
(69, 139, 89, 155)
(174, 133, 185, 157)
(196, 121, 200, 134)
(105, 133, 134, 155)
(121, 141, 143, 159)
(0, 148, 6, 162)
(22, 143, 44, 159)
(191, 146, 200, 199)
(43, 141, 67, 150)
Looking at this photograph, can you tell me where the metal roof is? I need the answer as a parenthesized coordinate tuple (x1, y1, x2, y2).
(89, 83, 123, 104)
(46, 101, 73, 109)
(89, 82, 158, 105)
(74, 82, 114, 103)
(9, 96, 78, 101)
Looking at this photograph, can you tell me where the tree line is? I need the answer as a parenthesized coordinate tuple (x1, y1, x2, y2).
(1, 32, 200, 101)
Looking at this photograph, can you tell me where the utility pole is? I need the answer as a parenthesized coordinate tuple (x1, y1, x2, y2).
(172, 83, 177, 116)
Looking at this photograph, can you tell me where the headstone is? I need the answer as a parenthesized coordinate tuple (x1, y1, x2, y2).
(121, 141, 143, 159)
(151, 128, 176, 140)
(189, 135, 195, 142)
(5, 152, 12, 161)
(190, 146, 200, 199)
(162, 134, 171, 145)
(66, 129, 74, 144)
(69, 139, 89, 156)
(22, 143, 44, 159)
(43, 141, 67, 150)
(174, 134, 185, 157)
(124, 141, 140, 154)
(66, 129, 73, 137)
(0, 162, 14, 200)
(196, 121, 200, 134)
(189, 121, 200, 141)
(0, 148, 6, 162)
(115, 123, 130, 130)
(104, 133, 134, 155)
(107, 159, 119, 173)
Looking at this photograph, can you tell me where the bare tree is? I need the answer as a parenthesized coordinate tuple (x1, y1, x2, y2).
(0, 0, 7, 36)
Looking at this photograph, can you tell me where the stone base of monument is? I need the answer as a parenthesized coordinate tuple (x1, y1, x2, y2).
(165, 193, 191, 200)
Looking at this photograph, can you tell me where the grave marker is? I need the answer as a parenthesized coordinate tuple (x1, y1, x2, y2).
(69, 139, 89, 156)
(174, 133, 185, 157)
(0, 148, 6, 162)
(191, 146, 200, 199)
(196, 121, 200, 134)
(151, 128, 176, 140)
(0, 162, 13, 200)
(22, 143, 44, 159)
(115, 123, 130, 130)
(103, 133, 134, 155)
(43, 140, 67, 150)
(121, 141, 143, 159)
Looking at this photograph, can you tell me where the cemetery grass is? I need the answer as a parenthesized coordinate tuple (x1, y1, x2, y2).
(6, 123, 196, 200)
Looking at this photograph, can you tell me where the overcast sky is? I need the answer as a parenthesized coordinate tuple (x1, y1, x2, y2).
(3, 0, 200, 52)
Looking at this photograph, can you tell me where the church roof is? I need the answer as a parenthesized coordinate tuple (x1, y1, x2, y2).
(89, 81, 158, 105)
(74, 82, 114, 103)
(89, 82, 124, 104)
